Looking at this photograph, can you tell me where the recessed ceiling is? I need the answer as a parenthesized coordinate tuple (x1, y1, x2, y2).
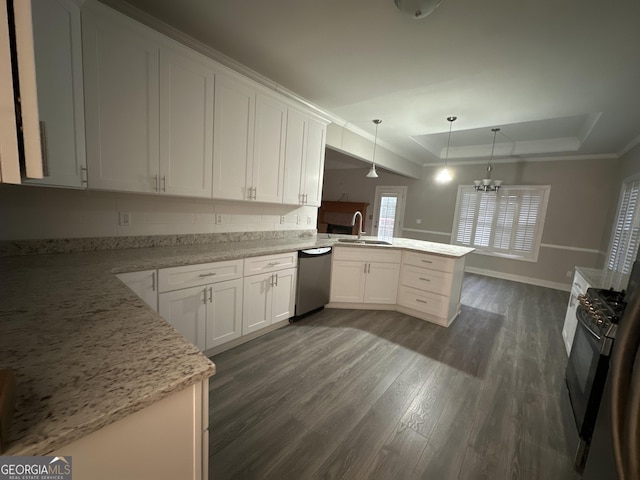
(117, 0, 640, 165)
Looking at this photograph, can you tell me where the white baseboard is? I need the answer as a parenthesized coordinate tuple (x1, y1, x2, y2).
(464, 267, 571, 292)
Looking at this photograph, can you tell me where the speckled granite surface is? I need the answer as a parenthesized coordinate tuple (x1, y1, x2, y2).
(0, 233, 473, 456)
(576, 266, 627, 291)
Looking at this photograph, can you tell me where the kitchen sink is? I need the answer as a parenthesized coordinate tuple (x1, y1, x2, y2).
(337, 239, 392, 245)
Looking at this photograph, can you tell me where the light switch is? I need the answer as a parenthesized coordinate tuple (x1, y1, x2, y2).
(119, 212, 131, 226)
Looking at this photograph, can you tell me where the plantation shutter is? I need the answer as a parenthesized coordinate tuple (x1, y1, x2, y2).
(607, 178, 640, 274)
(452, 185, 550, 261)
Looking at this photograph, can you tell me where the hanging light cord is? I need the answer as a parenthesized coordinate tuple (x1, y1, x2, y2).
(487, 127, 500, 176)
(444, 116, 456, 167)
(372, 119, 381, 168)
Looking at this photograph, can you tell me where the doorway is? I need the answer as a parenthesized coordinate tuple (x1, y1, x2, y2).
(372, 186, 407, 239)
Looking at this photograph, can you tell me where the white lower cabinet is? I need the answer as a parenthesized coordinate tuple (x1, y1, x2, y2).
(243, 267, 296, 335)
(206, 279, 243, 349)
(159, 285, 207, 351)
(329, 247, 401, 305)
(117, 270, 158, 311)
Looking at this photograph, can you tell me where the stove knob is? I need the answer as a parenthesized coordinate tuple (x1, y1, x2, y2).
(596, 317, 605, 326)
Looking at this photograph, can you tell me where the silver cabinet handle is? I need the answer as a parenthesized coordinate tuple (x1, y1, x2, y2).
(299, 193, 304, 204)
(421, 259, 433, 264)
(269, 274, 274, 287)
(416, 299, 427, 304)
(266, 262, 279, 267)
(419, 277, 431, 282)
(39, 121, 49, 176)
(367, 263, 371, 274)
(364, 263, 367, 274)
(162, 175, 166, 192)
(202, 287, 207, 304)
(199, 273, 217, 277)
(80, 166, 88, 186)
(209, 286, 213, 303)
(274, 273, 278, 286)
(304, 193, 308, 204)
(151, 271, 156, 292)
(154, 174, 159, 192)
(253, 186, 257, 199)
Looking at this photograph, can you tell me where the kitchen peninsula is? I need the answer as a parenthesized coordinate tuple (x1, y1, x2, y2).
(0, 232, 473, 478)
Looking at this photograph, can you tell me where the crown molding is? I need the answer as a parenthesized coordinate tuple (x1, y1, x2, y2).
(423, 152, 619, 167)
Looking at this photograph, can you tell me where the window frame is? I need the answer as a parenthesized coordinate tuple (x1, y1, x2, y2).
(450, 185, 551, 262)
(606, 173, 640, 278)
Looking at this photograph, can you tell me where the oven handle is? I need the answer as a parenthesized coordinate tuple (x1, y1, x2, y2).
(576, 306, 601, 341)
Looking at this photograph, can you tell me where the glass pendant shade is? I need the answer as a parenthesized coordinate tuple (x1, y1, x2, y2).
(366, 165, 379, 178)
(394, 0, 443, 19)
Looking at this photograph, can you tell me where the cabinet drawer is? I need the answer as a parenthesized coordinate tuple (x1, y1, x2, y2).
(397, 285, 448, 317)
(402, 251, 455, 273)
(158, 259, 243, 293)
(401, 265, 453, 296)
(333, 246, 402, 263)
(243, 251, 297, 276)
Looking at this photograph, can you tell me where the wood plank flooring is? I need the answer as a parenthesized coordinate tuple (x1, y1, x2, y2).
(208, 273, 580, 479)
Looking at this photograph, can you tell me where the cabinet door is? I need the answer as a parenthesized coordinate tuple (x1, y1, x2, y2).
(364, 262, 400, 304)
(271, 268, 296, 323)
(303, 117, 326, 207)
(242, 272, 272, 334)
(0, 0, 20, 183)
(212, 74, 255, 200)
(159, 286, 207, 351)
(282, 108, 306, 205)
(251, 92, 286, 203)
(206, 278, 242, 349)
(83, 2, 160, 193)
(26, 0, 86, 188)
(117, 270, 158, 311)
(330, 261, 366, 303)
(159, 47, 214, 198)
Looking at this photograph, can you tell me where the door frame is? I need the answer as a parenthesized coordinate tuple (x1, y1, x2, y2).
(371, 186, 407, 238)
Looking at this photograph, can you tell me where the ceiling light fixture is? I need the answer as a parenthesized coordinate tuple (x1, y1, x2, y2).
(394, 0, 443, 19)
(474, 128, 503, 192)
(435, 116, 456, 184)
(366, 119, 382, 178)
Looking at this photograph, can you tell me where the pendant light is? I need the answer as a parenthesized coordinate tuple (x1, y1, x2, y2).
(474, 128, 503, 192)
(435, 116, 456, 184)
(366, 119, 382, 178)
(394, 0, 443, 19)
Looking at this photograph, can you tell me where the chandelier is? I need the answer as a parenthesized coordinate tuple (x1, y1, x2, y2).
(474, 128, 503, 192)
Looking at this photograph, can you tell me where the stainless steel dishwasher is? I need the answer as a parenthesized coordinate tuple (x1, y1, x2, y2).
(293, 247, 332, 320)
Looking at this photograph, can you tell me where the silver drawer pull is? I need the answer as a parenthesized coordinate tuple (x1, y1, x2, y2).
(267, 262, 280, 267)
(416, 299, 428, 304)
(199, 273, 217, 277)
(419, 277, 431, 282)
(421, 260, 433, 264)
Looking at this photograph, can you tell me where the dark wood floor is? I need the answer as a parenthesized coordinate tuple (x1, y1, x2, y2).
(208, 273, 580, 479)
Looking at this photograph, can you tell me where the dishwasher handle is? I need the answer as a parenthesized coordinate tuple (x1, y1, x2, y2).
(298, 247, 332, 258)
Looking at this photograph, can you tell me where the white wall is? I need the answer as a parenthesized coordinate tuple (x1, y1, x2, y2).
(0, 184, 317, 240)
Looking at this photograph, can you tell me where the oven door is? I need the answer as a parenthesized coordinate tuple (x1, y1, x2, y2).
(566, 306, 610, 439)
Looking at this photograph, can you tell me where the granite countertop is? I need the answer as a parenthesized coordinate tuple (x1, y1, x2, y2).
(0, 233, 473, 456)
(575, 266, 627, 291)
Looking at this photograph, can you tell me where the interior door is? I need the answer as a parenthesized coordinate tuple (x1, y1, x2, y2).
(372, 186, 407, 238)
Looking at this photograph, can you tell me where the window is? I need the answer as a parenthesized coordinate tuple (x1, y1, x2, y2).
(451, 185, 551, 262)
(607, 176, 640, 276)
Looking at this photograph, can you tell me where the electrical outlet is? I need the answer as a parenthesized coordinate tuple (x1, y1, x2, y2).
(280, 215, 286, 224)
(216, 213, 224, 225)
(416, 219, 422, 225)
(566, 270, 573, 278)
(119, 212, 131, 226)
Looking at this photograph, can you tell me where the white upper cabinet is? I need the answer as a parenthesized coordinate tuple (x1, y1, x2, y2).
(26, 0, 86, 188)
(159, 46, 214, 198)
(251, 92, 286, 203)
(0, 0, 20, 184)
(212, 73, 255, 201)
(283, 108, 327, 207)
(83, 1, 160, 193)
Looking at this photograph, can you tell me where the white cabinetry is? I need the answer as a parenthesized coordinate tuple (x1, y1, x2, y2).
(159, 45, 214, 198)
(562, 269, 590, 356)
(397, 251, 465, 327)
(117, 270, 158, 311)
(329, 247, 401, 305)
(26, 0, 86, 188)
(283, 108, 326, 207)
(212, 79, 287, 203)
(158, 260, 244, 352)
(83, 1, 160, 193)
(243, 252, 297, 334)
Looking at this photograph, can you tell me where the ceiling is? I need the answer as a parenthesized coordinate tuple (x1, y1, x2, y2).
(120, 0, 640, 167)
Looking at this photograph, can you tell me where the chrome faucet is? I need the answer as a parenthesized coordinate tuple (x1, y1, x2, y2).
(352, 211, 365, 239)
